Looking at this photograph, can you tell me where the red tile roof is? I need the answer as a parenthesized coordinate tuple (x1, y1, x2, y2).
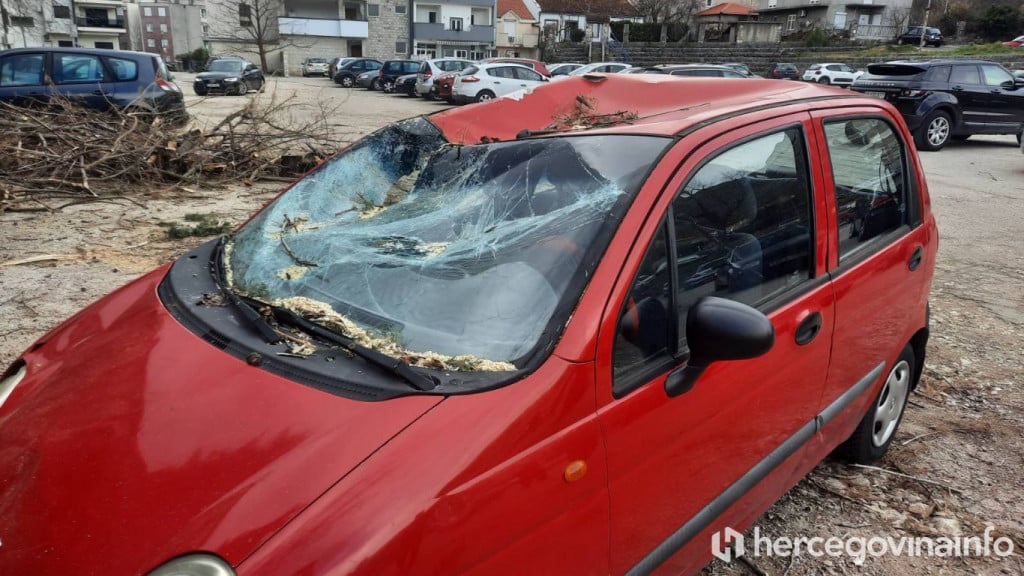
(498, 0, 535, 20)
(695, 2, 758, 16)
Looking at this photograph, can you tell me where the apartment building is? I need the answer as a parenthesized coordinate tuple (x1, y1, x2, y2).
(496, 0, 539, 59)
(125, 0, 206, 57)
(411, 0, 496, 60)
(0, 0, 128, 50)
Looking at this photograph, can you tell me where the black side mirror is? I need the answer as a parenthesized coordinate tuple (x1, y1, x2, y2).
(665, 296, 774, 397)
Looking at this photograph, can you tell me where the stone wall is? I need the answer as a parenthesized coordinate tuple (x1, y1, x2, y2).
(366, 0, 411, 61)
(281, 36, 351, 76)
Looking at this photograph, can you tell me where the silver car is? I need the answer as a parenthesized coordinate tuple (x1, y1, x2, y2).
(415, 58, 475, 99)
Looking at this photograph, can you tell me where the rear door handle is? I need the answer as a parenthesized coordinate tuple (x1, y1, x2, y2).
(908, 246, 923, 271)
(93, 90, 104, 95)
(795, 312, 822, 346)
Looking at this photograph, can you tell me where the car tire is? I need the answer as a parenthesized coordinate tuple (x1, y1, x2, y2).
(818, 77, 831, 85)
(475, 90, 496, 103)
(896, 38, 904, 45)
(915, 110, 952, 151)
(370, 78, 381, 91)
(837, 345, 915, 464)
(254, 79, 265, 93)
(382, 79, 395, 93)
(194, 85, 208, 96)
(234, 82, 248, 96)
(341, 75, 355, 88)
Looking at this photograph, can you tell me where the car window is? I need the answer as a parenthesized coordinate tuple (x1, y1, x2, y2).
(950, 65, 979, 84)
(823, 118, 909, 263)
(103, 56, 138, 81)
(404, 62, 419, 73)
(980, 64, 1013, 87)
(0, 53, 45, 87)
(54, 54, 107, 84)
(367, 61, 382, 70)
(613, 127, 813, 390)
(513, 66, 542, 81)
(925, 65, 950, 82)
(489, 66, 513, 79)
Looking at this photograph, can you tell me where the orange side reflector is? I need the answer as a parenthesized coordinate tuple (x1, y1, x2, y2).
(564, 460, 587, 483)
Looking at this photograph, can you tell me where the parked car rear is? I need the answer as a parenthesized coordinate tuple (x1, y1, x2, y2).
(376, 59, 421, 92)
(301, 57, 329, 77)
(801, 63, 863, 86)
(767, 62, 800, 79)
(0, 47, 185, 121)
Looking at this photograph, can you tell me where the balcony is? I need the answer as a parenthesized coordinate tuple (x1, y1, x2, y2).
(413, 23, 494, 43)
(279, 17, 369, 38)
(76, 0, 125, 6)
(76, 17, 126, 33)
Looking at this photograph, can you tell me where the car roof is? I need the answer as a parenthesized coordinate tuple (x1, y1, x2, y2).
(0, 47, 157, 60)
(430, 75, 877, 144)
(880, 58, 999, 67)
(475, 62, 537, 70)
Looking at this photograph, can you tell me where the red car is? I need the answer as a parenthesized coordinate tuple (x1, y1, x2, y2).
(0, 76, 937, 575)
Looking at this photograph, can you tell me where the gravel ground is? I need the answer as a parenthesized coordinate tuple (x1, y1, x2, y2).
(1, 78, 1021, 574)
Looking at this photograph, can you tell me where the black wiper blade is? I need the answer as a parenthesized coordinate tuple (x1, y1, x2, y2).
(212, 239, 281, 345)
(270, 305, 438, 392)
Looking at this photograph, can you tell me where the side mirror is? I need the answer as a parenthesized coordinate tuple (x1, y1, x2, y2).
(665, 296, 774, 397)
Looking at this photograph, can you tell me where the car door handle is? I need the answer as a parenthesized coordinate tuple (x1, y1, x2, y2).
(794, 312, 822, 346)
(952, 85, 963, 91)
(908, 246, 924, 271)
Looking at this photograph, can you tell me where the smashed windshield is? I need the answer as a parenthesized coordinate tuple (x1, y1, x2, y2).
(227, 117, 669, 370)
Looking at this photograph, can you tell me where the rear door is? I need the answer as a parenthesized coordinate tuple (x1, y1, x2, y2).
(52, 52, 115, 110)
(948, 63, 987, 127)
(597, 113, 834, 574)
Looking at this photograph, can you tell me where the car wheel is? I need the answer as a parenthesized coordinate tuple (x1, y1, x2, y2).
(475, 90, 496, 103)
(382, 79, 395, 93)
(194, 85, 208, 96)
(915, 110, 952, 151)
(818, 77, 831, 85)
(370, 78, 381, 91)
(837, 345, 915, 464)
(255, 79, 265, 93)
(341, 75, 355, 88)
(897, 38, 904, 45)
(234, 82, 248, 96)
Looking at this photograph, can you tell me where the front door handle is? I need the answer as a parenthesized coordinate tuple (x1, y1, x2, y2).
(908, 246, 923, 271)
(795, 312, 822, 346)
(93, 90, 104, 95)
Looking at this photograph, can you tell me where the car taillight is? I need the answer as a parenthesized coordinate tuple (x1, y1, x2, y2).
(461, 76, 479, 83)
(900, 89, 927, 97)
(156, 78, 180, 92)
(424, 69, 432, 77)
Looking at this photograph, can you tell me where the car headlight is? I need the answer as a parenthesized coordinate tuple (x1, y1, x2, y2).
(224, 77, 239, 83)
(0, 361, 26, 412)
(148, 554, 234, 576)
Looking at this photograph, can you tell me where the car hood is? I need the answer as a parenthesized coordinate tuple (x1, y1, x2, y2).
(196, 71, 241, 81)
(0, 268, 442, 575)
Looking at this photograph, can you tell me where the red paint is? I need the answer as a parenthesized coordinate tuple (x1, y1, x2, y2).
(0, 77, 936, 576)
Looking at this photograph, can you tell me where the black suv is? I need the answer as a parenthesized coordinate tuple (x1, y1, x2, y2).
(897, 26, 943, 47)
(766, 63, 799, 80)
(333, 58, 381, 87)
(851, 59, 1024, 151)
(376, 60, 421, 93)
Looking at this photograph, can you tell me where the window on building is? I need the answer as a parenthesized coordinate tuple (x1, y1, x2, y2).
(10, 16, 33, 27)
(160, 23, 167, 32)
(158, 7, 166, 16)
(94, 41, 114, 49)
(367, 3, 379, 17)
(239, 3, 251, 25)
(450, 17, 463, 31)
(395, 41, 407, 54)
(143, 7, 152, 16)
(201, 8, 207, 18)
(786, 14, 796, 31)
(58, 40, 73, 47)
(161, 39, 168, 47)
(395, 4, 406, 14)
(428, 11, 436, 23)
(53, 5, 71, 18)
(147, 38, 156, 47)
(146, 23, 153, 32)
(203, 24, 209, 35)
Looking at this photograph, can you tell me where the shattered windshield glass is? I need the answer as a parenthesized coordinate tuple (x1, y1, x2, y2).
(227, 117, 669, 370)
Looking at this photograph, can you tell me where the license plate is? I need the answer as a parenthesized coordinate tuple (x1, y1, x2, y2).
(207, 82, 220, 87)
(865, 91, 886, 99)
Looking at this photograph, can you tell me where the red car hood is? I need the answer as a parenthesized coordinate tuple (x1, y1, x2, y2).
(0, 268, 442, 575)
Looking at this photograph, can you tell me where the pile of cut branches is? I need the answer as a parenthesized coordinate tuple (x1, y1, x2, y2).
(0, 92, 338, 212)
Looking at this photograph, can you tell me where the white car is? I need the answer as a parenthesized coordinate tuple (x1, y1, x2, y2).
(801, 63, 863, 86)
(415, 58, 475, 98)
(452, 63, 548, 104)
(548, 62, 584, 77)
(552, 61, 630, 81)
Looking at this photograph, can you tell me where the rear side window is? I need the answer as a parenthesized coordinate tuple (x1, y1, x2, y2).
(367, 61, 382, 71)
(403, 61, 419, 73)
(54, 54, 107, 84)
(104, 56, 139, 81)
(925, 65, 950, 82)
(823, 118, 910, 263)
(613, 127, 814, 390)
(0, 53, 45, 86)
(950, 65, 979, 84)
(419, 61, 430, 73)
(513, 67, 542, 81)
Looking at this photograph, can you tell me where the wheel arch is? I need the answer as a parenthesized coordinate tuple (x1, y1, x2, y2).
(908, 305, 930, 391)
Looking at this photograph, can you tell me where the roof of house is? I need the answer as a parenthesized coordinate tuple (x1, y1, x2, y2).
(536, 0, 638, 18)
(498, 0, 536, 20)
(695, 2, 759, 16)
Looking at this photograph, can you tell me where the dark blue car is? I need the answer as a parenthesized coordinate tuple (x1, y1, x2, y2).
(0, 47, 186, 121)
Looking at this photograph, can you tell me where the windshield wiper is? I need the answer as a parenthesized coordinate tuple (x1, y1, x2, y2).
(267, 304, 438, 392)
(212, 239, 281, 345)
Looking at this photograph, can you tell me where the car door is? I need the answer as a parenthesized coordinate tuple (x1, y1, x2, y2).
(809, 109, 933, 452)
(486, 65, 516, 96)
(512, 66, 545, 91)
(978, 63, 1024, 130)
(597, 114, 834, 574)
(0, 51, 49, 107)
(948, 63, 986, 127)
(52, 52, 117, 110)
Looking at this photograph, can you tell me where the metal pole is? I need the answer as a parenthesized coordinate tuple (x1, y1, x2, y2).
(919, 0, 931, 49)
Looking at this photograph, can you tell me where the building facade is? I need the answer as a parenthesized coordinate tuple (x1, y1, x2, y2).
(411, 0, 496, 60)
(755, 0, 912, 40)
(1, 0, 128, 50)
(495, 0, 539, 59)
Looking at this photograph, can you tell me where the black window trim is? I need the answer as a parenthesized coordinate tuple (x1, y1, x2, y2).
(612, 122, 819, 397)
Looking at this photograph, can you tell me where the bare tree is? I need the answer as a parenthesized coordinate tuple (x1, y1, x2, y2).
(206, 0, 286, 72)
(888, 6, 912, 32)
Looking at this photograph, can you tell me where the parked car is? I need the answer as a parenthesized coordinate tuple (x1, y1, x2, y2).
(333, 58, 382, 87)
(355, 69, 378, 89)
(559, 61, 630, 78)
(395, 73, 418, 96)
(194, 57, 265, 95)
(0, 75, 937, 576)
(0, 47, 185, 121)
(415, 58, 475, 98)
(547, 62, 584, 76)
(801, 62, 864, 86)
(301, 57, 329, 77)
(723, 62, 754, 76)
(657, 64, 754, 78)
(376, 59, 421, 92)
(1002, 35, 1024, 48)
(851, 59, 1024, 150)
(897, 26, 943, 46)
(766, 62, 800, 79)
(432, 69, 461, 102)
(483, 57, 552, 77)
(452, 62, 548, 103)
(327, 56, 356, 79)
